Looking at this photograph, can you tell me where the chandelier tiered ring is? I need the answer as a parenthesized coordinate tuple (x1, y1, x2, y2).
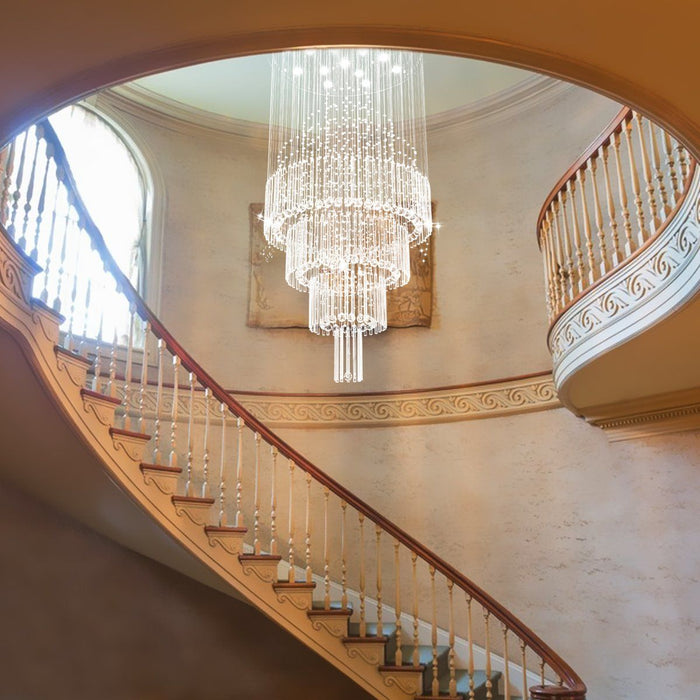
(264, 48, 433, 382)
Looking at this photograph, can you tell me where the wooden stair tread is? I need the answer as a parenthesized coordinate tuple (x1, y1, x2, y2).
(378, 664, 427, 672)
(342, 634, 391, 644)
(140, 462, 182, 474)
(238, 553, 282, 561)
(348, 621, 396, 638)
(31, 298, 64, 322)
(109, 427, 150, 441)
(54, 344, 92, 366)
(204, 525, 247, 533)
(272, 581, 316, 589)
(80, 387, 121, 405)
(171, 495, 215, 505)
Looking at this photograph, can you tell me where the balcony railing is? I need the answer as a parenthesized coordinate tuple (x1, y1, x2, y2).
(537, 107, 695, 324)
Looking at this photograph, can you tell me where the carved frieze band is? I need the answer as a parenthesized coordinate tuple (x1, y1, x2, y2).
(549, 169, 700, 389)
(116, 373, 560, 429)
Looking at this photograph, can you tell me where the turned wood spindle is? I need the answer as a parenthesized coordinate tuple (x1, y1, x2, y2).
(152, 339, 165, 463)
(304, 472, 312, 583)
(235, 418, 244, 526)
(502, 624, 511, 700)
(323, 488, 330, 608)
(393, 541, 403, 666)
(287, 459, 295, 582)
(447, 580, 457, 697)
(218, 403, 227, 526)
(600, 143, 621, 266)
(270, 446, 278, 555)
(576, 168, 596, 284)
(201, 387, 211, 498)
(169, 355, 180, 467)
(430, 566, 439, 697)
(588, 157, 609, 275)
(634, 112, 660, 230)
(484, 609, 493, 700)
(122, 306, 135, 430)
(375, 525, 383, 637)
(466, 594, 476, 700)
(358, 512, 366, 634)
(185, 371, 195, 495)
(253, 432, 261, 554)
(622, 117, 647, 245)
(138, 321, 149, 432)
(340, 501, 348, 608)
(646, 120, 670, 216)
(612, 130, 635, 255)
(566, 178, 585, 291)
(411, 551, 419, 667)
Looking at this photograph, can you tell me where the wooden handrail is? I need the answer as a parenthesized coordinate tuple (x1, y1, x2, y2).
(536, 106, 631, 248)
(39, 117, 585, 695)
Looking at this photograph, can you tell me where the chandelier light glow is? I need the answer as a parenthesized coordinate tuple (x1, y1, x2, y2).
(263, 48, 433, 382)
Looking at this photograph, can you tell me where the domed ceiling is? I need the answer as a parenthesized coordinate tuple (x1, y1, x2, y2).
(129, 53, 538, 124)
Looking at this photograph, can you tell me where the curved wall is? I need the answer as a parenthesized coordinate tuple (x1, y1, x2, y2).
(98, 80, 620, 393)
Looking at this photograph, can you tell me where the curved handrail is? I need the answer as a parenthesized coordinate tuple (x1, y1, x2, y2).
(535, 105, 695, 328)
(536, 107, 631, 246)
(9, 116, 586, 696)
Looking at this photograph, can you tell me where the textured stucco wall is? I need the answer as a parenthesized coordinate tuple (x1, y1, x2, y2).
(109, 80, 620, 393)
(0, 479, 370, 699)
(277, 409, 700, 700)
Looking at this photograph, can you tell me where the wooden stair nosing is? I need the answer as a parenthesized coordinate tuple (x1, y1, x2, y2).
(272, 581, 316, 590)
(109, 426, 151, 441)
(204, 524, 248, 534)
(238, 553, 283, 562)
(171, 495, 216, 505)
(31, 298, 65, 323)
(54, 344, 93, 366)
(81, 387, 122, 405)
(140, 462, 182, 474)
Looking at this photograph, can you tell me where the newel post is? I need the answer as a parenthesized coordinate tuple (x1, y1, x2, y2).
(530, 684, 586, 700)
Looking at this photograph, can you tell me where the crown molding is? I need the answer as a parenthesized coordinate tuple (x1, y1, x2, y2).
(101, 85, 270, 145)
(425, 75, 572, 131)
(587, 386, 700, 441)
(103, 74, 570, 142)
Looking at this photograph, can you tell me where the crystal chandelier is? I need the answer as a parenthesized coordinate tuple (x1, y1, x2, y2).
(264, 48, 432, 382)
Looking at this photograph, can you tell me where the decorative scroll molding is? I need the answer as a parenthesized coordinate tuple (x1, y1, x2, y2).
(550, 168, 700, 390)
(0, 227, 39, 307)
(235, 374, 560, 429)
(118, 372, 560, 429)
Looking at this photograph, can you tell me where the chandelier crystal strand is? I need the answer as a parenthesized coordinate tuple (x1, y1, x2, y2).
(264, 48, 432, 382)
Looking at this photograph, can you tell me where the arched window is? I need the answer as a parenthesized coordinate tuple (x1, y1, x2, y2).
(49, 104, 148, 294)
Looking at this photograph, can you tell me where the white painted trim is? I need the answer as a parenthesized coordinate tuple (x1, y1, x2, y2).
(105, 74, 571, 142)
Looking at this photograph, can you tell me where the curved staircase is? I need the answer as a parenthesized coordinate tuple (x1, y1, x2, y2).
(0, 120, 587, 698)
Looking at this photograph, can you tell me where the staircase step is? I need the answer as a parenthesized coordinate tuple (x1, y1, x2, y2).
(171, 495, 215, 526)
(238, 553, 282, 583)
(54, 345, 93, 387)
(31, 298, 64, 324)
(139, 462, 182, 495)
(109, 427, 151, 462)
(272, 581, 316, 610)
(202, 525, 248, 554)
(416, 669, 503, 700)
(395, 644, 450, 695)
(307, 604, 353, 638)
(80, 388, 122, 426)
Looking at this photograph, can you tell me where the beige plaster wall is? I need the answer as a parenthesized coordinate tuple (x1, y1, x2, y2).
(276, 410, 700, 700)
(0, 478, 370, 699)
(107, 81, 620, 393)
